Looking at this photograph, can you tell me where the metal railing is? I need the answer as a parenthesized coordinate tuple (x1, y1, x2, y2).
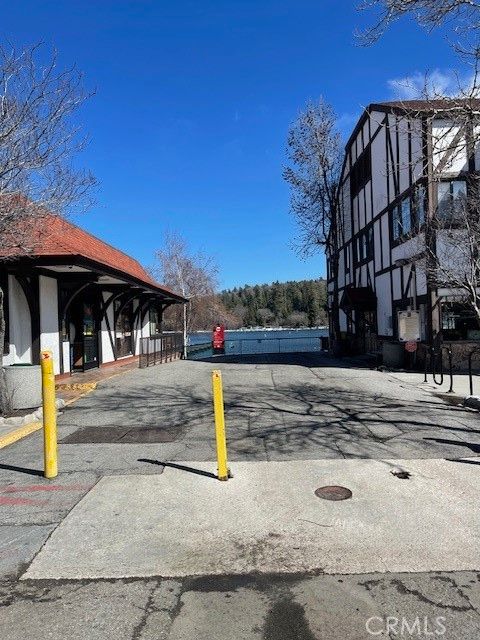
(423, 344, 454, 392)
(187, 335, 326, 360)
(224, 335, 323, 356)
(186, 342, 212, 358)
(468, 347, 480, 396)
(139, 333, 183, 369)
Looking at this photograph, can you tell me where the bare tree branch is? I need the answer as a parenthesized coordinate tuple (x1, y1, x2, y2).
(153, 232, 234, 334)
(357, 0, 480, 44)
(0, 43, 97, 249)
(283, 98, 342, 257)
(283, 98, 343, 342)
(0, 43, 96, 413)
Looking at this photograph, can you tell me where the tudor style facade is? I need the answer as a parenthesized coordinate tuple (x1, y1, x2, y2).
(0, 214, 185, 375)
(327, 99, 480, 362)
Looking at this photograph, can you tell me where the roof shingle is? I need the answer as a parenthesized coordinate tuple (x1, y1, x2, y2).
(0, 214, 183, 300)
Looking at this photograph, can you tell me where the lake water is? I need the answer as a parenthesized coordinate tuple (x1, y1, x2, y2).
(187, 327, 329, 358)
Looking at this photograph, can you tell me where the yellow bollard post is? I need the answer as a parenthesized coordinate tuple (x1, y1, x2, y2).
(41, 350, 58, 479)
(212, 369, 229, 481)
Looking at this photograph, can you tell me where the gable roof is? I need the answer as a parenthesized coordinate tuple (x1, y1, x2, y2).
(0, 213, 185, 301)
(372, 98, 480, 112)
(345, 98, 480, 153)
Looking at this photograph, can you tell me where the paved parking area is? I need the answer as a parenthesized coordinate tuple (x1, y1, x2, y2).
(52, 352, 480, 464)
(2, 353, 480, 639)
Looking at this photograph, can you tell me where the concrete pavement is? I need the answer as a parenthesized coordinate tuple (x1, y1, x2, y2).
(1, 353, 480, 638)
(24, 457, 480, 579)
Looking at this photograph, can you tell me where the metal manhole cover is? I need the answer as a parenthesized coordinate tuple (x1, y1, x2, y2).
(60, 426, 177, 444)
(315, 486, 352, 501)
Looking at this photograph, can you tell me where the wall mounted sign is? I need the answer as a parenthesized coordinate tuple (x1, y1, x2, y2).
(398, 310, 420, 342)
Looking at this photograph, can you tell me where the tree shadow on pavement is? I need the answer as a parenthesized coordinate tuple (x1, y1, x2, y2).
(138, 458, 217, 479)
(424, 438, 480, 455)
(446, 458, 480, 466)
(193, 352, 372, 369)
(58, 362, 480, 461)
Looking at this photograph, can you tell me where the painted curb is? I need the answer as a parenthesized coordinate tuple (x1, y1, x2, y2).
(55, 381, 97, 392)
(0, 421, 42, 449)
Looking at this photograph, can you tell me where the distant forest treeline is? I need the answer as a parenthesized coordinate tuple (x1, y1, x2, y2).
(218, 278, 328, 328)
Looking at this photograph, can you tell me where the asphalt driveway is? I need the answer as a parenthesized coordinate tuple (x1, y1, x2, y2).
(51, 352, 480, 465)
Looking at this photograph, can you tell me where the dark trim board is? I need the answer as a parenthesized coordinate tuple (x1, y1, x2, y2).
(0, 269, 10, 355)
(15, 273, 40, 365)
(7, 255, 186, 303)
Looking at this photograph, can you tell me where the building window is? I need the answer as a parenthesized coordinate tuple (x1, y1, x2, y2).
(393, 204, 402, 240)
(356, 235, 362, 262)
(344, 245, 350, 274)
(149, 306, 162, 335)
(414, 184, 426, 226)
(115, 300, 134, 357)
(392, 192, 418, 241)
(350, 147, 372, 198)
(354, 228, 374, 263)
(441, 301, 480, 340)
(401, 198, 411, 235)
(347, 313, 353, 334)
(437, 180, 466, 222)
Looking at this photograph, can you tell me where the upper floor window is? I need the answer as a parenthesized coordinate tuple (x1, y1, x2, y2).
(344, 244, 351, 274)
(392, 184, 427, 242)
(414, 184, 426, 226)
(401, 198, 411, 235)
(393, 199, 409, 240)
(355, 227, 374, 263)
(437, 180, 466, 222)
(350, 147, 372, 198)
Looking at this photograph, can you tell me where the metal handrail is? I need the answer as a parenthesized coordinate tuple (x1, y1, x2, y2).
(226, 335, 323, 356)
(431, 347, 444, 386)
(443, 345, 454, 393)
(139, 333, 183, 369)
(186, 334, 326, 359)
(424, 344, 454, 391)
(468, 347, 480, 396)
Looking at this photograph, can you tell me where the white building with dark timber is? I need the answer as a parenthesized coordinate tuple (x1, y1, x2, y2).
(0, 214, 185, 376)
(327, 99, 480, 366)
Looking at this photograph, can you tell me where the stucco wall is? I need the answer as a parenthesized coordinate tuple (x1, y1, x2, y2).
(133, 300, 141, 354)
(375, 273, 393, 337)
(100, 292, 115, 364)
(39, 275, 60, 375)
(4, 275, 32, 366)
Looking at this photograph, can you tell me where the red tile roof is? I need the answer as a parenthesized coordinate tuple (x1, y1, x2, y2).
(1, 213, 184, 300)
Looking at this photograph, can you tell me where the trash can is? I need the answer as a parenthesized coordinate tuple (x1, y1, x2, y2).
(3, 364, 42, 410)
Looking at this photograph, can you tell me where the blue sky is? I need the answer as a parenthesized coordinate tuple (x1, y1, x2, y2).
(2, 1, 462, 289)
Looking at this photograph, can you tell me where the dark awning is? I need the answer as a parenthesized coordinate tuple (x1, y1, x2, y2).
(340, 286, 377, 312)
